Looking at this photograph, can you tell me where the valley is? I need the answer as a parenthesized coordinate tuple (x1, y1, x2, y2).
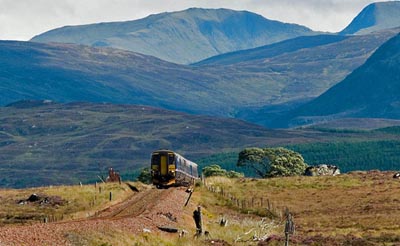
(1, 1, 400, 245)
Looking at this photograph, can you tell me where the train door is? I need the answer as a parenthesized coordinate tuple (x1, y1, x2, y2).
(160, 155, 168, 176)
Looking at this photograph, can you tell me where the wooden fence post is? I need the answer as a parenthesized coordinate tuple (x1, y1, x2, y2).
(193, 206, 203, 236)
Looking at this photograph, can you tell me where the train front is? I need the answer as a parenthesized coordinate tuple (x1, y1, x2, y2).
(150, 150, 176, 187)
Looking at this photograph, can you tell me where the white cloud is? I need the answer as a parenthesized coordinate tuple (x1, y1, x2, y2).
(0, 0, 382, 40)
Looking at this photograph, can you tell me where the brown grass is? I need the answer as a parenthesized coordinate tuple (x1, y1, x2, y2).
(0, 182, 136, 225)
(2, 172, 400, 245)
(204, 171, 400, 245)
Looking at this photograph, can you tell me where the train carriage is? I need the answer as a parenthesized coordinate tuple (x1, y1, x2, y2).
(151, 150, 198, 188)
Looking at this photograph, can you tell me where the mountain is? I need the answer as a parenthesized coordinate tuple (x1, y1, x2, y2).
(197, 29, 398, 126)
(1, 29, 397, 125)
(30, 8, 316, 64)
(340, 1, 400, 35)
(278, 32, 400, 127)
(0, 100, 331, 188)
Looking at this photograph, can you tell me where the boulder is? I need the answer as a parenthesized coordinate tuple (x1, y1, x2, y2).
(304, 164, 340, 176)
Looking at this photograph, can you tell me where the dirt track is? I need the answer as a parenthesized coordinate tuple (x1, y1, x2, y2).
(0, 186, 192, 246)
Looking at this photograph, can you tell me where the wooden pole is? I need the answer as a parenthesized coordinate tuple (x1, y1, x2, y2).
(184, 190, 193, 207)
(193, 206, 203, 235)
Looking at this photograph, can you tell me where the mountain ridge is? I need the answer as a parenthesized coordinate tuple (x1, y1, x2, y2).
(31, 8, 316, 64)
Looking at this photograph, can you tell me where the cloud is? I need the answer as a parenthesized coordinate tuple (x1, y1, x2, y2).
(0, 0, 380, 40)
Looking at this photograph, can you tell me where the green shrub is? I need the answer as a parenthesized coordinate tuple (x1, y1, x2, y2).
(136, 168, 152, 184)
(202, 164, 244, 178)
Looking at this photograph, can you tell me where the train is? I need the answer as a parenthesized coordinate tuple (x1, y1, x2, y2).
(150, 150, 198, 188)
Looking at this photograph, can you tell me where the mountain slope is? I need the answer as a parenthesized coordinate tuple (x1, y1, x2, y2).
(31, 8, 315, 64)
(279, 32, 400, 127)
(0, 41, 229, 115)
(1, 29, 398, 124)
(2, 29, 398, 123)
(341, 1, 400, 35)
(194, 34, 349, 66)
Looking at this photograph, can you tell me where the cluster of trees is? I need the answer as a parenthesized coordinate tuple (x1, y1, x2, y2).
(202, 164, 243, 178)
(288, 140, 400, 172)
(237, 147, 308, 177)
(138, 138, 400, 182)
(196, 139, 400, 175)
(201, 147, 308, 178)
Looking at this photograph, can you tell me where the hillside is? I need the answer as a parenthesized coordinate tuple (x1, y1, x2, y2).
(277, 32, 400, 127)
(30, 8, 315, 64)
(341, 1, 400, 35)
(0, 100, 326, 188)
(1, 101, 399, 188)
(3, 29, 398, 126)
(213, 29, 399, 126)
(0, 41, 225, 115)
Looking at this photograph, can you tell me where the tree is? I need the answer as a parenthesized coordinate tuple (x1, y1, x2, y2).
(237, 147, 308, 178)
(137, 168, 152, 184)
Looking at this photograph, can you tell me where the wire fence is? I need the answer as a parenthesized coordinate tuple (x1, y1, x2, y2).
(204, 182, 284, 219)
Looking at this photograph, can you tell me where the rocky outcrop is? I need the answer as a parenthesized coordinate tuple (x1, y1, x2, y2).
(304, 164, 340, 176)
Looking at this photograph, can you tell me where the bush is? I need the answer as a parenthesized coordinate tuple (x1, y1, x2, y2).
(202, 164, 244, 178)
(136, 168, 152, 184)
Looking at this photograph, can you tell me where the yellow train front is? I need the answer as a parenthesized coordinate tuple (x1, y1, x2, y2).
(151, 150, 198, 188)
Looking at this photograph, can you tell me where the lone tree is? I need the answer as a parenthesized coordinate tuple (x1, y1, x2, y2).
(237, 147, 308, 178)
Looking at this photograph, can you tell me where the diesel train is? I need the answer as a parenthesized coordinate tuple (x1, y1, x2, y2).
(151, 150, 198, 187)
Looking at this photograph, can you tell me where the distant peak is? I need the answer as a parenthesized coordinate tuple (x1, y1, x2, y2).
(340, 1, 400, 35)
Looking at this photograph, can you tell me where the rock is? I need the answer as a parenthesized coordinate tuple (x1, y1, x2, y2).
(157, 226, 178, 233)
(304, 164, 340, 176)
(27, 193, 41, 202)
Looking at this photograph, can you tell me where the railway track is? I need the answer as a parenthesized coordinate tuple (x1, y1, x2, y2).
(95, 186, 172, 219)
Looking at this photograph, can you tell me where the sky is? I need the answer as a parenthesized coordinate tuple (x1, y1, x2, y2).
(0, 0, 384, 41)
